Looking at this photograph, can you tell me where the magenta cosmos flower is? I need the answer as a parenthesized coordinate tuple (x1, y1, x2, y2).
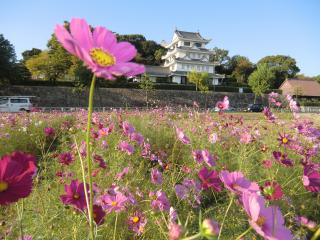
(303, 165, 320, 192)
(242, 193, 293, 240)
(58, 152, 74, 165)
(215, 96, 229, 111)
(219, 170, 259, 195)
(198, 167, 222, 192)
(149, 190, 171, 211)
(151, 168, 163, 185)
(118, 141, 135, 155)
(272, 151, 293, 167)
(92, 205, 105, 225)
(44, 127, 55, 137)
(128, 211, 147, 235)
(261, 181, 283, 201)
(55, 18, 145, 80)
(0, 151, 37, 205)
(60, 180, 89, 210)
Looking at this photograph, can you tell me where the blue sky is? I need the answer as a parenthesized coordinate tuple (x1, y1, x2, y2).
(1, 0, 319, 76)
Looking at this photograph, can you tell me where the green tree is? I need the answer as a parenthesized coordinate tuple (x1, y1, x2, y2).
(187, 70, 209, 91)
(257, 55, 300, 88)
(0, 34, 16, 85)
(210, 47, 230, 75)
(230, 55, 255, 84)
(248, 63, 275, 101)
(25, 51, 50, 79)
(314, 75, 320, 83)
(139, 74, 155, 108)
(22, 48, 42, 61)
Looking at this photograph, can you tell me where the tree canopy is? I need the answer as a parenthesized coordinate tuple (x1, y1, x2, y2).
(0, 34, 16, 85)
(187, 70, 209, 91)
(257, 55, 300, 88)
(248, 63, 275, 97)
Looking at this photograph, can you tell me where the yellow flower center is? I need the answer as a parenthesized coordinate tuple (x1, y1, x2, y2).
(132, 216, 140, 223)
(282, 138, 288, 144)
(111, 201, 118, 207)
(0, 181, 8, 192)
(90, 48, 116, 67)
(73, 193, 80, 199)
(256, 216, 266, 227)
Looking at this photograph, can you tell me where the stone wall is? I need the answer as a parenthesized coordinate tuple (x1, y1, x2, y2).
(0, 86, 267, 108)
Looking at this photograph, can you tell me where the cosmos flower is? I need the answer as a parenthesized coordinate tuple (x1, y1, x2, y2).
(201, 219, 220, 239)
(169, 223, 183, 240)
(55, 18, 145, 80)
(263, 107, 276, 122)
(261, 181, 283, 201)
(115, 167, 129, 180)
(118, 141, 135, 155)
(241, 192, 293, 240)
(93, 154, 107, 169)
(302, 164, 320, 192)
(175, 178, 202, 207)
(58, 152, 74, 165)
(151, 168, 163, 185)
(198, 167, 222, 192)
(192, 150, 204, 163)
(201, 150, 216, 167)
(60, 180, 89, 211)
(176, 127, 191, 145)
(277, 133, 291, 146)
(98, 192, 127, 213)
(128, 211, 147, 235)
(296, 216, 317, 230)
(150, 190, 170, 211)
(92, 205, 105, 225)
(272, 151, 294, 167)
(215, 96, 229, 111)
(0, 151, 37, 205)
(122, 121, 135, 135)
(44, 127, 55, 137)
(130, 132, 144, 145)
(219, 170, 259, 195)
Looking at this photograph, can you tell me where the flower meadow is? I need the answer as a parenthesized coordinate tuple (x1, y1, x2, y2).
(1, 18, 320, 240)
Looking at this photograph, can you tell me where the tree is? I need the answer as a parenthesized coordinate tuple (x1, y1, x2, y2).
(25, 51, 50, 79)
(0, 34, 16, 85)
(210, 47, 231, 75)
(139, 74, 155, 108)
(22, 48, 42, 61)
(248, 63, 275, 101)
(229, 55, 255, 84)
(187, 70, 209, 91)
(257, 55, 300, 88)
(314, 75, 320, 83)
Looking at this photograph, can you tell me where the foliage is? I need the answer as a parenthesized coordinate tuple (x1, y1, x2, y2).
(22, 48, 42, 61)
(210, 47, 230, 75)
(139, 74, 155, 107)
(257, 55, 300, 88)
(187, 70, 209, 91)
(229, 55, 255, 84)
(248, 63, 275, 97)
(0, 34, 17, 85)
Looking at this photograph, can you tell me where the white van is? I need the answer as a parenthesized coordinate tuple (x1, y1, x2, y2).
(0, 96, 34, 112)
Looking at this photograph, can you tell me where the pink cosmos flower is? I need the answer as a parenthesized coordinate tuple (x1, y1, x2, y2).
(58, 152, 74, 165)
(115, 167, 129, 180)
(215, 96, 229, 111)
(98, 192, 127, 213)
(175, 178, 201, 207)
(263, 107, 276, 122)
(296, 216, 317, 230)
(198, 167, 222, 192)
(202, 150, 216, 167)
(272, 151, 294, 167)
(118, 141, 135, 155)
(150, 190, 170, 211)
(192, 150, 204, 163)
(44, 127, 55, 137)
(201, 219, 220, 238)
(239, 132, 252, 144)
(0, 151, 37, 205)
(55, 18, 145, 80)
(261, 181, 283, 201)
(176, 128, 191, 145)
(219, 170, 259, 195)
(242, 193, 293, 240)
(130, 132, 144, 145)
(209, 132, 218, 143)
(303, 165, 320, 192)
(277, 133, 291, 146)
(151, 168, 163, 185)
(169, 223, 183, 240)
(122, 121, 135, 135)
(169, 207, 178, 223)
(60, 180, 89, 210)
(128, 211, 147, 235)
(93, 154, 107, 169)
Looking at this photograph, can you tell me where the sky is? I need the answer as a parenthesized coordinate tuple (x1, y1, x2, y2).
(1, 0, 319, 76)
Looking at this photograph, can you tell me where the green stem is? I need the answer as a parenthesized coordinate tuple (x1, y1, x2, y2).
(17, 200, 24, 239)
(86, 75, 96, 240)
(218, 196, 233, 240)
(311, 226, 320, 240)
(181, 232, 202, 240)
(113, 213, 118, 240)
(235, 226, 252, 240)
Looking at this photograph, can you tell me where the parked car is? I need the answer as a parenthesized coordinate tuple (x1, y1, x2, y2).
(0, 96, 34, 112)
(213, 106, 237, 112)
(247, 103, 264, 112)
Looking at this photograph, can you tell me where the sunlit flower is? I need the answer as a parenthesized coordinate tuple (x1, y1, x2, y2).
(150, 190, 170, 211)
(169, 223, 183, 240)
(176, 127, 191, 145)
(151, 168, 163, 185)
(201, 219, 220, 239)
(55, 18, 145, 80)
(303, 164, 320, 192)
(277, 133, 291, 146)
(242, 193, 293, 240)
(215, 96, 229, 111)
(128, 211, 147, 235)
(261, 181, 283, 200)
(220, 170, 259, 195)
(118, 141, 135, 155)
(198, 167, 222, 192)
(98, 192, 127, 213)
(0, 151, 37, 205)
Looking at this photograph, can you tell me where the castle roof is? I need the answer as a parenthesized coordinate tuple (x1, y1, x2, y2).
(175, 30, 209, 42)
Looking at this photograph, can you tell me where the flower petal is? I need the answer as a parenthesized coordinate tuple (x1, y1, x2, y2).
(93, 26, 117, 50)
(111, 42, 137, 62)
(70, 18, 93, 51)
(54, 24, 78, 56)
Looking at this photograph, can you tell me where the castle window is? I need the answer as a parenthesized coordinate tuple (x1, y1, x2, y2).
(195, 43, 201, 48)
(184, 42, 190, 46)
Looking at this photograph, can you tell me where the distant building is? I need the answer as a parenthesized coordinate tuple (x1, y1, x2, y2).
(140, 30, 224, 85)
(279, 79, 320, 98)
